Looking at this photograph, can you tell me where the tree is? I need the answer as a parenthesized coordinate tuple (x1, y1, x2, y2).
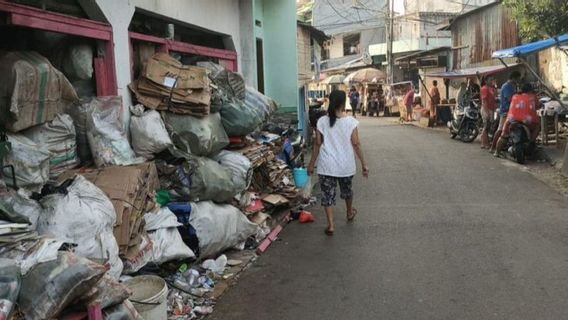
(503, 0, 568, 41)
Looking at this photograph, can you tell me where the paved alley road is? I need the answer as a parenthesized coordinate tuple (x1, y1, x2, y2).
(210, 118, 568, 320)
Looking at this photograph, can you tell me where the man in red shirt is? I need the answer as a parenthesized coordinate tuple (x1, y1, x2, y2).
(494, 83, 541, 156)
(480, 78, 497, 148)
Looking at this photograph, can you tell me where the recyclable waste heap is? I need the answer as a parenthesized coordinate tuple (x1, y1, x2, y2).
(0, 51, 308, 320)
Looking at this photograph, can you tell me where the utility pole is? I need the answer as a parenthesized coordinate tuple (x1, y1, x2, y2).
(385, 0, 394, 84)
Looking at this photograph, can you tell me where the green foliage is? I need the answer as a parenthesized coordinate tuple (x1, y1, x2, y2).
(503, 0, 568, 41)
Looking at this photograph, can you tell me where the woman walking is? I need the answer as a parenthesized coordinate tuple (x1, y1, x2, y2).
(307, 90, 369, 236)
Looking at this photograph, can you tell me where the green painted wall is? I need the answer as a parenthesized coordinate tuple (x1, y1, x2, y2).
(254, 0, 299, 113)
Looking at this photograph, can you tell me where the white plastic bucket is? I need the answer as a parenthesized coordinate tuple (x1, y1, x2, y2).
(125, 275, 168, 320)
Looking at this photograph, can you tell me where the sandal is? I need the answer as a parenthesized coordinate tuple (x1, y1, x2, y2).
(324, 227, 334, 236)
(347, 208, 358, 222)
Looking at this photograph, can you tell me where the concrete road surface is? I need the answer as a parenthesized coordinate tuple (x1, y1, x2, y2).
(210, 118, 568, 320)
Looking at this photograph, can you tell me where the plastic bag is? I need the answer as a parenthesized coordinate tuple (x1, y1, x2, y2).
(220, 99, 263, 136)
(38, 175, 123, 278)
(3, 133, 50, 191)
(190, 201, 258, 258)
(19, 252, 106, 320)
(0, 189, 41, 227)
(20, 238, 65, 275)
(162, 112, 229, 157)
(129, 104, 172, 159)
(23, 113, 78, 178)
(0, 259, 20, 320)
(144, 207, 195, 264)
(191, 157, 237, 202)
(212, 150, 252, 193)
(86, 96, 138, 167)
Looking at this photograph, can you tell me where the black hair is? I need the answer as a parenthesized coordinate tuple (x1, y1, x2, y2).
(509, 71, 521, 80)
(481, 79, 487, 86)
(521, 83, 534, 93)
(328, 90, 346, 127)
(433, 80, 438, 86)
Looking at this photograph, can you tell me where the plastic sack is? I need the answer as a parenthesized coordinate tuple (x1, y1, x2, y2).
(0, 51, 79, 132)
(3, 133, 50, 191)
(86, 96, 138, 167)
(191, 157, 237, 202)
(220, 99, 263, 136)
(0, 259, 20, 320)
(77, 273, 131, 309)
(0, 189, 41, 227)
(245, 86, 278, 121)
(62, 43, 94, 81)
(66, 99, 94, 163)
(190, 201, 258, 258)
(129, 104, 172, 159)
(20, 238, 65, 275)
(211, 150, 252, 193)
(121, 234, 152, 274)
(19, 252, 106, 320)
(144, 207, 195, 264)
(162, 112, 229, 156)
(38, 175, 123, 278)
(23, 113, 78, 178)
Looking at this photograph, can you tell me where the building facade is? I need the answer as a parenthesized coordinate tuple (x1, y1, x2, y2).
(0, 0, 299, 116)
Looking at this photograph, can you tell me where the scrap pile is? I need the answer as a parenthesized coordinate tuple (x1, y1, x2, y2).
(0, 49, 305, 320)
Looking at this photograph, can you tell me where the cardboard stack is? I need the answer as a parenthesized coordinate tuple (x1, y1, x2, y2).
(59, 162, 160, 256)
(251, 158, 300, 200)
(129, 53, 211, 117)
(238, 144, 275, 168)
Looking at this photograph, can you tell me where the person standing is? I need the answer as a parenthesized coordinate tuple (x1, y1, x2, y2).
(403, 86, 415, 122)
(429, 80, 441, 124)
(467, 78, 481, 99)
(307, 90, 369, 236)
(490, 71, 521, 153)
(349, 86, 359, 117)
(480, 78, 497, 149)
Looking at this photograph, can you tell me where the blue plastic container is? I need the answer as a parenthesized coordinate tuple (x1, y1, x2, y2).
(293, 168, 309, 188)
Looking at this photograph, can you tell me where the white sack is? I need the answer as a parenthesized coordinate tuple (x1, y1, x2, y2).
(38, 175, 123, 278)
(129, 104, 172, 159)
(3, 133, 50, 191)
(144, 208, 195, 264)
(190, 201, 258, 258)
(211, 150, 252, 193)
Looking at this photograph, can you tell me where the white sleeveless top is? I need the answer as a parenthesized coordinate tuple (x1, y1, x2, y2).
(316, 115, 359, 177)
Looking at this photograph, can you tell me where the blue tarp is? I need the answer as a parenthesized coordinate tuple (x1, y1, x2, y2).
(492, 34, 568, 58)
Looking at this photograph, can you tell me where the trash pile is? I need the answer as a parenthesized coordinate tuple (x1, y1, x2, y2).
(0, 51, 306, 320)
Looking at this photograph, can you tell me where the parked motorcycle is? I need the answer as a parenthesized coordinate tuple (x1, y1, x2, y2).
(448, 99, 480, 143)
(505, 121, 535, 164)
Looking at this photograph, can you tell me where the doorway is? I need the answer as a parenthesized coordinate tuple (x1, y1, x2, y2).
(256, 38, 265, 93)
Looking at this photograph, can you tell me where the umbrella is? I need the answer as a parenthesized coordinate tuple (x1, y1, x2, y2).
(322, 74, 345, 85)
(343, 68, 386, 84)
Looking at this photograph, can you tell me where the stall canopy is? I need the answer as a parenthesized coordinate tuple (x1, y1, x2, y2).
(492, 34, 568, 58)
(425, 63, 518, 79)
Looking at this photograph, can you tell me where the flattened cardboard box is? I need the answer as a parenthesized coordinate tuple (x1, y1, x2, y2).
(144, 53, 209, 90)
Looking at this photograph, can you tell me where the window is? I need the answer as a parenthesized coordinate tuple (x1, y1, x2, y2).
(343, 33, 360, 56)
